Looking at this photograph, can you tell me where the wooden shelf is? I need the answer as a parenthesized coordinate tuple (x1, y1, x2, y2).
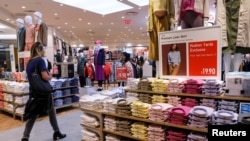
(81, 123, 101, 132)
(80, 108, 103, 114)
(102, 112, 207, 133)
(103, 129, 148, 141)
(54, 102, 79, 109)
(53, 94, 79, 99)
(125, 89, 250, 101)
(2, 91, 29, 96)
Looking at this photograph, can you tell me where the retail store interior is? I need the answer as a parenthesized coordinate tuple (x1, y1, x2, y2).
(1, 0, 250, 141)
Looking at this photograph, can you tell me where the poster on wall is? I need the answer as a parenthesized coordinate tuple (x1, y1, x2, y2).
(158, 26, 221, 79)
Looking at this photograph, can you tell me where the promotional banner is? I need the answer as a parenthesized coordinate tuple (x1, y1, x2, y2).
(158, 26, 221, 79)
(116, 66, 127, 81)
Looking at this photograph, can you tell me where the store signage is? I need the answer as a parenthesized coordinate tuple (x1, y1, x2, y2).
(158, 26, 221, 79)
(116, 66, 127, 81)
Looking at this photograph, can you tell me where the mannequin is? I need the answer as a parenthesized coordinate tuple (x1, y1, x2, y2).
(216, 0, 250, 79)
(33, 11, 48, 46)
(24, 15, 35, 51)
(175, 0, 209, 29)
(77, 50, 87, 87)
(16, 18, 26, 52)
(148, 0, 175, 61)
(94, 40, 105, 91)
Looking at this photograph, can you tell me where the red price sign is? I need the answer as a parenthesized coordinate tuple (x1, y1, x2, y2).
(188, 40, 217, 76)
(116, 66, 127, 81)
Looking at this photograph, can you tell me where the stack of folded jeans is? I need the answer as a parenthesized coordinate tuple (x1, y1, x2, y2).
(187, 106, 214, 128)
(200, 98, 217, 109)
(168, 79, 183, 93)
(147, 124, 165, 141)
(104, 116, 118, 131)
(166, 129, 187, 141)
(63, 97, 72, 104)
(131, 122, 148, 139)
(81, 129, 99, 141)
(81, 113, 99, 127)
(70, 87, 79, 94)
(212, 110, 238, 125)
(181, 98, 199, 108)
(182, 79, 204, 94)
(187, 132, 207, 141)
(72, 95, 79, 102)
(70, 77, 79, 86)
(63, 89, 71, 96)
(54, 99, 63, 106)
(53, 90, 63, 98)
(167, 96, 181, 106)
(138, 93, 151, 103)
(202, 79, 224, 96)
(131, 101, 151, 119)
(167, 105, 192, 125)
(151, 95, 167, 104)
(149, 103, 173, 122)
(218, 100, 238, 113)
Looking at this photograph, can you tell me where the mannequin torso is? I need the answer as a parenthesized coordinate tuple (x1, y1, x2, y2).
(24, 16, 35, 44)
(16, 18, 26, 52)
(34, 11, 48, 46)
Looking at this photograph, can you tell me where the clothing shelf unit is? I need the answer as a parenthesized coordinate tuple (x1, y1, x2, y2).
(52, 85, 80, 110)
(0, 91, 29, 121)
(80, 89, 250, 141)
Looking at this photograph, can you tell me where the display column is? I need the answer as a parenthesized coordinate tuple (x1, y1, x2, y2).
(46, 26, 55, 65)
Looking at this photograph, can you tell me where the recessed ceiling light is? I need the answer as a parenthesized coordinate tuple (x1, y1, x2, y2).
(140, 27, 143, 30)
(72, 26, 75, 29)
(22, 6, 26, 9)
(6, 18, 10, 21)
(121, 16, 125, 19)
(65, 22, 68, 25)
(57, 26, 61, 29)
(89, 29, 92, 31)
(99, 23, 102, 25)
(108, 29, 111, 31)
(54, 13, 58, 16)
(78, 18, 82, 21)
(60, 3, 64, 6)
(145, 16, 148, 19)
(88, 22, 91, 25)
(53, 0, 133, 15)
(110, 22, 114, 25)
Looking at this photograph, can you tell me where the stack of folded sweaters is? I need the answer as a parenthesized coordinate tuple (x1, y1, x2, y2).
(182, 79, 204, 94)
(202, 79, 224, 96)
(187, 132, 207, 141)
(166, 129, 187, 141)
(168, 79, 183, 93)
(81, 129, 99, 141)
(116, 119, 132, 135)
(181, 98, 199, 108)
(105, 134, 131, 141)
(138, 93, 151, 103)
(187, 106, 214, 128)
(167, 96, 181, 106)
(103, 98, 124, 114)
(81, 113, 99, 127)
(147, 124, 165, 141)
(126, 92, 138, 98)
(104, 116, 118, 131)
(80, 94, 109, 110)
(167, 105, 192, 125)
(131, 122, 148, 139)
(116, 97, 138, 116)
(218, 100, 238, 113)
(200, 98, 217, 109)
(151, 95, 167, 104)
(212, 110, 238, 125)
(127, 78, 140, 89)
(138, 79, 152, 91)
(151, 79, 168, 93)
(149, 103, 173, 122)
(131, 101, 151, 119)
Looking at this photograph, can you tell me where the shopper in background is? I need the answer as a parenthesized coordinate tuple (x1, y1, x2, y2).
(168, 44, 181, 75)
(120, 52, 135, 78)
(21, 42, 66, 141)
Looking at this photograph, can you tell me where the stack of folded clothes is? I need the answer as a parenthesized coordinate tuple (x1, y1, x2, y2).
(105, 134, 122, 141)
(79, 94, 109, 110)
(147, 124, 165, 141)
(238, 113, 250, 125)
(167, 105, 192, 125)
(70, 77, 79, 86)
(212, 110, 238, 125)
(53, 90, 63, 98)
(126, 92, 138, 98)
(202, 79, 224, 96)
(116, 97, 138, 116)
(168, 79, 183, 93)
(167, 96, 181, 106)
(151, 95, 167, 104)
(187, 132, 207, 141)
(166, 129, 187, 141)
(181, 98, 199, 108)
(104, 116, 118, 131)
(63, 97, 72, 104)
(200, 98, 217, 109)
(81, 129, 99, 141)
(127, 78, 140, 89)
(138, 93, 151, 103)
(131, 101, 151, 119)
(103, 98, 125, 113)
(187, 106, 214, 128)
(151, 79, 168, 93)
(149, 103, 173, 122)
(54, 99, 63, 107)
(116, 119, 132, 134)
(131, 122, 148, 139)
(218, 100, 238, 113)
(81, 113, 100, 127)
(138, 79, 152, 91)
(182, 79, 204, 94)
(14, 95, 29, 105)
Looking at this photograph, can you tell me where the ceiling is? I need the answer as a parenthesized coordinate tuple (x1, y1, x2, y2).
(0, 0, 149, 48)
(0, 0, 216, 48)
